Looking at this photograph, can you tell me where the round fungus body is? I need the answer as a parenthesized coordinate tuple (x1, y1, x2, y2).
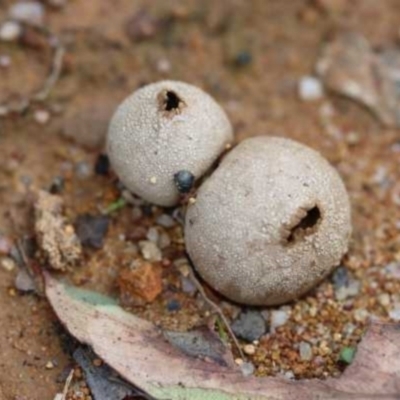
(185, 136, 352, 306)
(107, 80, 233, 206)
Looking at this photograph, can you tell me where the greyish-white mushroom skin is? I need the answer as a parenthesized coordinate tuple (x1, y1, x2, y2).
(185, 136, 352, 306)
(107, 80, 233, 206)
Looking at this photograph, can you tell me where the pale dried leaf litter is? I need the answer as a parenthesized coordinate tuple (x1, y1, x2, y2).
(107, 80, 233, 206)
(185, 136, 351, 306)
(317, 31, 400, 127)
(34, 190, 81, 270)
(45, 276, 400, 400)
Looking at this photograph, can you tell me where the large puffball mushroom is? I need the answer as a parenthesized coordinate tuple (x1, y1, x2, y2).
(107, 80, 233, 206)
(185, 136, 352, 306)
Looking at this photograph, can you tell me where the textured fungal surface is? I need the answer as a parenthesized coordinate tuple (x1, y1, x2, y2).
(185, 136, 352, 306)
(107, 80, 233, 206)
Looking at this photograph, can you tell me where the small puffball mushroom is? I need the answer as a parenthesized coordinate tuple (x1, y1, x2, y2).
(107, 80, 233, 206)
(185, 136, 351, 306)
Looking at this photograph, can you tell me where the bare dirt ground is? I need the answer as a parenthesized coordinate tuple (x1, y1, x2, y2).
(1, 1, 400, 399)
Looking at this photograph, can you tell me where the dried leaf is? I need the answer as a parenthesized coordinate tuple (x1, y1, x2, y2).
(45, 275, 400, 400)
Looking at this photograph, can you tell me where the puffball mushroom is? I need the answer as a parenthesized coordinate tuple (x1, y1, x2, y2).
(107, 80, 233, 206)
(185, 136, 351, 306)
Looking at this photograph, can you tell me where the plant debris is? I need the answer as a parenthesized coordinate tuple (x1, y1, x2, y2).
(34, 190, 82, 271)
(45, 275, 400, 400)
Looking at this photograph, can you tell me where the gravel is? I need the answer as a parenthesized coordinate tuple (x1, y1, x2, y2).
(75, 214, 110, 249)
(9, 1, 45, 25)
(0, 21, 22, 42)
(299, 341, 313, 361)
(335, 279, 361, 301)
(156, 214, 176, 228)
(298, 76, 324, 101)
(139, 240, 162, 262)
(270, 309, 290, 331)
(146, 227, 159, 244)
(389, 305, 400, 321)
(180, 276, 197, 296)
(231, 311, 266, 342)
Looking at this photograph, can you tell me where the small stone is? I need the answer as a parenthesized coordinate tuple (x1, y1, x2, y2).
(0, 55, 11, 68)
(158, 232, 171, 249)
(233, 51, 252, 67)
(94, 154, 110, 176)
(156, 214, 176, 228)
(118, 263, 162, 306)
(378, 293, 391, 307)
(75, 162, 92, 180)
(243, 344, 256, 355)
(166, 299, 181, 312)
(131, 207, 143, 221)
(45, 361, 55, 369)
(331, 266, 349, 288)
(49, 176, 64, 194)
(9, 1, 45, 25)
(354, 308, 369, 322)
(239, 361, 255, 377)
(180, 276, 197, 296)
(34, 109, 50, 125)
(234, 358, 243, 365)
(298, 76, 324, 101)
(139, 240, 162, 262)
(15, 269, 35, 292)
(231, 311, 266, 342)
(0, 21, 22, 42)
(335, 279, 361, 301)
(299, 341, 313, 361)
(150, 176, 157, 184)
(146, 227, 159, 244)
(389, 305, 400, 321)
(0, 236, 12, 255)
(156, 58, 171, 74)
(270, 309, 290, 331)
(343, 322, 356, 337)
(385, 262, 400, 279)
(75, 214, 109, 249)
(1, 257, 16, 271)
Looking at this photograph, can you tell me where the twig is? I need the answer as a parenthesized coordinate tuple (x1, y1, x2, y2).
(186, 264, 245, 361)
(0, 20, 65, 116)
(62, 369, 74, 400)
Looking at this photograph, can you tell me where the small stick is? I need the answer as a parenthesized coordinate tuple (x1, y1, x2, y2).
(186, 264, 245, 361)
(61, 369, 74, 400)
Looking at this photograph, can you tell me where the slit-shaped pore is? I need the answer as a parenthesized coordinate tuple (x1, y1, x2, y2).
(159, 90, 184, 113)
(286, 205, 321, 243)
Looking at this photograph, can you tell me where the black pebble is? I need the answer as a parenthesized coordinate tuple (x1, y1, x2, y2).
(49, 176, 64, 194)
(166, 299, 181, 312)
(94, 153, 110, 176)
(233, 51, 252, 67)
(75, 214, 110, 249)
(174, 170, 195, 193)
